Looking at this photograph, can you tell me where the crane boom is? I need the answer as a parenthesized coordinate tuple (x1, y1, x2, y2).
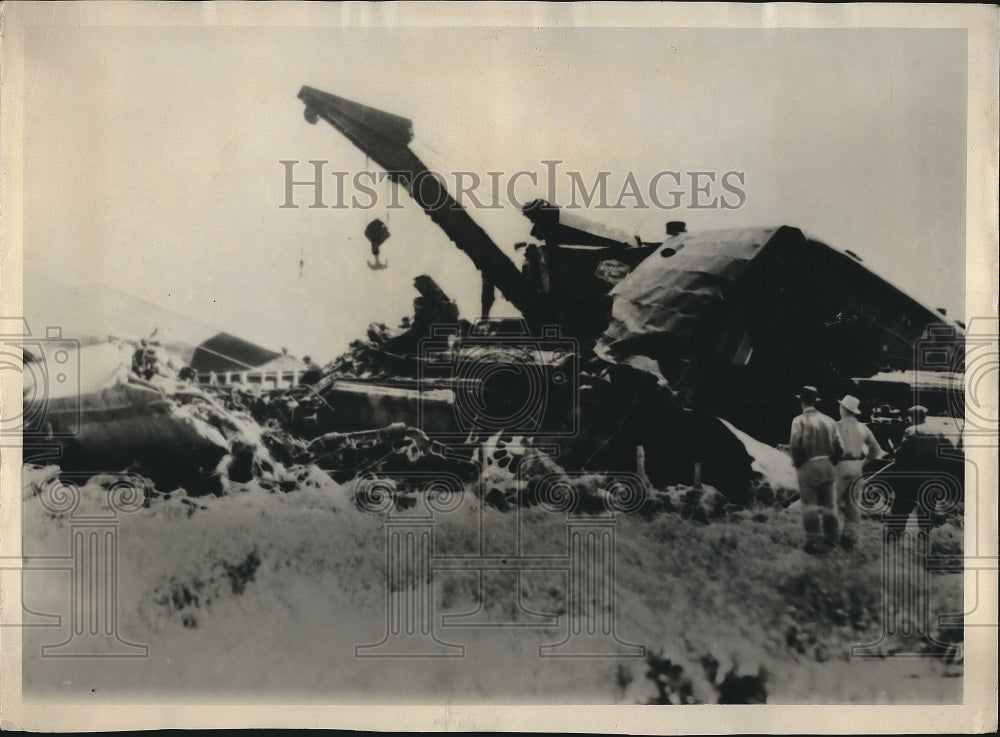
(298, 86, 541, 323)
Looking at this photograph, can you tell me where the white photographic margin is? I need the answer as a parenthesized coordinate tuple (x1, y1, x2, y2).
(1, 1, 996, 733)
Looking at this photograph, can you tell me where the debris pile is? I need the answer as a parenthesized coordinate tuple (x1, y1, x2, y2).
(28, 310, 944, 528)
(307, 422, 478, 484)
(647, 483, 732, 523)
(475, 432, 780, 519)
(146, 383, 316, 495)
(324, 322, 402, 378)
(324, 275, 469, 379)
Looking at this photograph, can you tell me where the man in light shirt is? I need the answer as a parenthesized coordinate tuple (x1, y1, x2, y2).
(834, 395, 886, 550)
(789, 386, 845, 554)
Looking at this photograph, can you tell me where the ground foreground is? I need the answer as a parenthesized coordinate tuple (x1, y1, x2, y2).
(21, 466, 962, 704)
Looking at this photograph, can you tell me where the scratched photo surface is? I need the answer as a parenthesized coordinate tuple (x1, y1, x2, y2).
(12, 19, 979, 709)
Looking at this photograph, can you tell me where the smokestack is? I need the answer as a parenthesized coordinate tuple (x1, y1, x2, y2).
(666, 221, 687, 236)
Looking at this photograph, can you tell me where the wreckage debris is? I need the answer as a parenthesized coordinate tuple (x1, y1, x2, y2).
(27, 286, 875, 524)
(308, 422, 478, 484)
(475, 432, 773, 519)
(648, 484, 733, 523)
(26, 333, 899, 526)
(38, 329, 800, 517)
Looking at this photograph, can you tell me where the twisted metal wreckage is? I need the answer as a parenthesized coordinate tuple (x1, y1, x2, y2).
(21, 87, 966, 509)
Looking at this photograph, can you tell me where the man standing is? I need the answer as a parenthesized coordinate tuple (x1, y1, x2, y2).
(887, 405, 964, 539)
(789, 386, 845, 554)
(835, 395, 886, 550)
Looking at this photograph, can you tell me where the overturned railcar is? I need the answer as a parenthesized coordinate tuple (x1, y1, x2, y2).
(596, 225, 964, 442)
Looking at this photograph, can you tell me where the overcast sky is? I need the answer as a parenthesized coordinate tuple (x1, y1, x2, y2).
(23, 25, 967, 362)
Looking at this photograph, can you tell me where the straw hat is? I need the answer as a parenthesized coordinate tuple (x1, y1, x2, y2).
(839, 395, 862, 415)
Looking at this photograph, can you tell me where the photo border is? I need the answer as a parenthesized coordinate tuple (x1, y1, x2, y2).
(2, 2, 996, 733)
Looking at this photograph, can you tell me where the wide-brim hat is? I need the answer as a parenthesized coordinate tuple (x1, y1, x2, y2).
(906, 405, 928, 418)
(839, 395, 862, 415)
(796, 385, 819, 402)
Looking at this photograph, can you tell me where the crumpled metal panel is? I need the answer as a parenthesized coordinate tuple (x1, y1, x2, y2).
(596, 222, 961, 401)
(596, 226, 783, 362)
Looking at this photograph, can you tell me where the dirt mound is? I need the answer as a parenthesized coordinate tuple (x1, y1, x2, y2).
(21, 463, 962, 703)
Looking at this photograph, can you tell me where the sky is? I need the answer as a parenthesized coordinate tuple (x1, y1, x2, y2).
(22, 25, 967, 363)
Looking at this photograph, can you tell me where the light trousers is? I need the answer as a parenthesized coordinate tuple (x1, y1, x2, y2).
(797, 458, 839, 546)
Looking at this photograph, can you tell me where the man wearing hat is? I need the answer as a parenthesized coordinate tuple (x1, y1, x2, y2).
(835, 395, 886, 549)
(887, 405, 964, 538)
(789, 386, 845, 553)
